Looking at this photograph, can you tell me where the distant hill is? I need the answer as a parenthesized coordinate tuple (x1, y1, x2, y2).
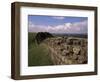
(52, 33, 87, 38)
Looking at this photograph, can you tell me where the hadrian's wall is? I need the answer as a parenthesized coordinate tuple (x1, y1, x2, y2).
(44, 37, 87, 65)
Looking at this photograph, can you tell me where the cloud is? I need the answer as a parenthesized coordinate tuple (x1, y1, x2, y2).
(28, 20, 87, 34)
(52, 16, 65, 20)
(28, 21, 47, 32)
(46, 20, 87, 34)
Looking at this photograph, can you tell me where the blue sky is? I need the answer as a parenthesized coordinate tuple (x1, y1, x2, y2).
(28, 15, 88, 34)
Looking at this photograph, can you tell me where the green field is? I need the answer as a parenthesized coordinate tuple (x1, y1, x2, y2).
(28, 32, 54, 66)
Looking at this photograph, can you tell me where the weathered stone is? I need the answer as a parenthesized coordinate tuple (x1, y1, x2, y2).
(44, 36, 87, 65)
(72, 54, 78, 60)
(61, 57, 65, 62)
(65, 59, 73, 64)
(62, 50, 69, 56)
(77, 55, 87, 64)
(73, 46, 81, 55)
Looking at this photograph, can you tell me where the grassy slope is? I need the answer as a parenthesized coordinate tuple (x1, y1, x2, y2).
(28, 33, 53, 66)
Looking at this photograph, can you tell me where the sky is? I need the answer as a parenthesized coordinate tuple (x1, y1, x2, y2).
(28, 15, 88, 34)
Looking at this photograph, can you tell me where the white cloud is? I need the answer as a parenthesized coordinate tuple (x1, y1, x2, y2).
(52, 16, 65, 20)
(28, 20, 87, 34)
(46, 20, 87, 33)
(28, 21, 47, 32)
(65, 23, 71, 27)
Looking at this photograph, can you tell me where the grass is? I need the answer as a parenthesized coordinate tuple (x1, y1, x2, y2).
(28, 32, 54, 66)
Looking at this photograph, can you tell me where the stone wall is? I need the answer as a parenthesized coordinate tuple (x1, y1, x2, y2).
(44, 37, 87, 65)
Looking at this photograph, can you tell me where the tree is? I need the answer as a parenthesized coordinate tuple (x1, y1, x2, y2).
(35, 32, 53, 44)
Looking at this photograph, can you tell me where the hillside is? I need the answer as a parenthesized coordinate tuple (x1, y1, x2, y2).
(28, 32, 88, 66)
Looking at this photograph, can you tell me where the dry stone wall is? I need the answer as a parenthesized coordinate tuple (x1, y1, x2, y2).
(44, 37, 87, 65)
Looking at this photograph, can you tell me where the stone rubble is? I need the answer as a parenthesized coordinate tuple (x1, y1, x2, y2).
(44, 36, 87, 65)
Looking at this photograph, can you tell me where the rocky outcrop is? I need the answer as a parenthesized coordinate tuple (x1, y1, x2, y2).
(44, 36, 87, 65)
